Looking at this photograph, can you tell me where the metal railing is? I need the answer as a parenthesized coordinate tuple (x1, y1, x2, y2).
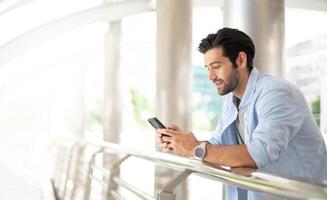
(51, 138, 327, 200)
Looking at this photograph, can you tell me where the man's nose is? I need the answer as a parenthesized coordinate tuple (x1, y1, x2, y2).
(208, 68, 217, 81)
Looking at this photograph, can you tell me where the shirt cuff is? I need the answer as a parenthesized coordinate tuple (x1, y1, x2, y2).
(246, 140, 269, 169)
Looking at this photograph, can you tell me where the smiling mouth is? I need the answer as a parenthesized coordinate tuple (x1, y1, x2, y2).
(214, 80, 223, 87)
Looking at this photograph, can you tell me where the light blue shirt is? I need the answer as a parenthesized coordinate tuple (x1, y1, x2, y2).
(209, 67, 327, 200)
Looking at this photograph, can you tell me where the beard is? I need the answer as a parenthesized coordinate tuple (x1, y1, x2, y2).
(215, 66, 239, 96)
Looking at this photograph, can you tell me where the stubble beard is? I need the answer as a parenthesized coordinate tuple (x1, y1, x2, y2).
(216, 68, 239, 96)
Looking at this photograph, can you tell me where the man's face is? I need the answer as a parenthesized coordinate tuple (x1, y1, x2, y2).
(204, 47, 240, 96)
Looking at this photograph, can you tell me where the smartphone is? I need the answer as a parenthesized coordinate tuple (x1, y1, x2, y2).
(147, 117, 166, 129)
(147, 117, 170, 137)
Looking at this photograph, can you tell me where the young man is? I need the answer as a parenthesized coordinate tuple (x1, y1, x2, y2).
(157, 28, 327, 200)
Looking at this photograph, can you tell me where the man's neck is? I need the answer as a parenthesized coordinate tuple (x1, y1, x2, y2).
(233, 69, 250, 100)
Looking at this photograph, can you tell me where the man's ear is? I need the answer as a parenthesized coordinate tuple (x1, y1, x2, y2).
(237, 52, 248, 69)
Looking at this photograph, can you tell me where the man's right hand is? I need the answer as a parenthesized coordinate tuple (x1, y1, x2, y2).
(156, 124, 181, 152)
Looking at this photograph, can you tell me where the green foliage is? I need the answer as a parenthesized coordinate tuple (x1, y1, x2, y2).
(87, 99, 102, 126)
(311, 97, 320, 127)
(129, 88, 154, 127)
(311, 98, 320, 113)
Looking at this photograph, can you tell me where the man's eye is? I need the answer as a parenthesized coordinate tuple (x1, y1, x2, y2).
(205, 65, 220, 71)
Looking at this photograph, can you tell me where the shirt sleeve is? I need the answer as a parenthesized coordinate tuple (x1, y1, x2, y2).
(246, 88, 306, 169)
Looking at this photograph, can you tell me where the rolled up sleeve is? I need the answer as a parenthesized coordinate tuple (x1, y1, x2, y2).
(246, 88, 305, 169)
(247, 139, 269, 168)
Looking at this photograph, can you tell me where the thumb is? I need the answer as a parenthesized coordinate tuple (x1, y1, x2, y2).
(167, 124, 181, 131)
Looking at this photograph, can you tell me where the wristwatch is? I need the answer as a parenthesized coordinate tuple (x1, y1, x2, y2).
(192, 141, 208, 161)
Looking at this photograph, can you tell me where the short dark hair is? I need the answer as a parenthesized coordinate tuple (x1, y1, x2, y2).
(198, 27, 255, 71)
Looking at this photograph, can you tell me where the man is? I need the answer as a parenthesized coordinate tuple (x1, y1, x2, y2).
(157, 28, 327, 200)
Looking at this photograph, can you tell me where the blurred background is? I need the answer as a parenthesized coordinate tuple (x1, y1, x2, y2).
(0, 0, 326, 199)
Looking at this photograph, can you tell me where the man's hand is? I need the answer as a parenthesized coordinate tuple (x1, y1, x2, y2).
(156, 125, 257, 168)
(156, 127, 199, 157)
(167, 124, 182, 132)
(156, 124, 181, 152)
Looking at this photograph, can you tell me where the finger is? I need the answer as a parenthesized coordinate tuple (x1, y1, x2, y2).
(156, 136, 164, 144)
(166, 142, 174, 149)
(162, 136, 172, 143)
(167, 124, 181, 131)
(167, 124, 177, 130)
(157, 133, 163, 140)
(159, 141, 170, 147)
(158, 128, 174, 137)
(159, 142, 166, 149)
(163, 146, 174, 153)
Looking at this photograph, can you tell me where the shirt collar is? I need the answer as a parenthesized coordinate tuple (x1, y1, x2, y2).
(216, 68, 261, 140)
(236, 67, 261, 110)
(222, 67, 261, 120)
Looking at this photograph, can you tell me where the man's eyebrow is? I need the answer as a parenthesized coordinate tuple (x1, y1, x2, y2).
(204, 61, 222, 67)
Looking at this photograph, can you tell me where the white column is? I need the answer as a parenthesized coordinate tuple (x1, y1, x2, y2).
(75, 61, 86, 137)
(156, 0, 193, 131)
(320, 67, 327, 135)
(224, 0, 285, 77)
(102, 17, 122, 200)
(103, 21, 122, 144)
(156, 0, 192, 199)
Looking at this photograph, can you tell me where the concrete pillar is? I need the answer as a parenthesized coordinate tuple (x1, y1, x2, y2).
(103, 21, 122, 144)
(156, 0, 192, 199)
(102, 19, 122, 200)
(156, 0, 193, 130)
(74, 61, 86, 137)
(320, 67, 327, 135)
(224, 0, 285, 77)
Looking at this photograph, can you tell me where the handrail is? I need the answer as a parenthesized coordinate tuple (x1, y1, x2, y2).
(53, 138, 327, 200)
(112, 177, 155, 200)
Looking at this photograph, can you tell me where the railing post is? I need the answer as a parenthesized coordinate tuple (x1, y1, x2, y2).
(83, 148, 104, 200)
(53, 145, 66, 195)
(70, 145, 86, 200)
(157, 170, 192, 200)
(222, 184, 226, 200)
(62, 143, 78, 199)
(105, 155, 130, 199)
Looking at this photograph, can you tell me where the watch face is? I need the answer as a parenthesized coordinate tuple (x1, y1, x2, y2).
(194, 147, 205, 158)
